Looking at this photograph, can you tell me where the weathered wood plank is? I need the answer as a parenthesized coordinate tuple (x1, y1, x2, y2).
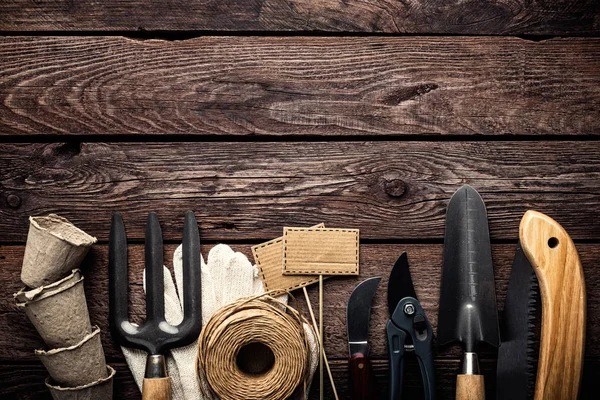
(0, 363, 134, 400)
(0, 0, 598, 35)
(1, 357, 599, 399)
(1, 141, 600, 241)
(0, 360, 507, 400)
(1, 36, 599, 137)
(2, 244, 599, 361)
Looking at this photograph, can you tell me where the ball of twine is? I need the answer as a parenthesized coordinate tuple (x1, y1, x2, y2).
(197, 293, 314, 400)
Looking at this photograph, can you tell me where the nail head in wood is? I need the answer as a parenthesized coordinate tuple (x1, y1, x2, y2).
(6, 194, 21, 208)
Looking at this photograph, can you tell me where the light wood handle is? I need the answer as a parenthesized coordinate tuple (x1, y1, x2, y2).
(520, 210, 586, 400)
(456, 374, 485, 400)
(142, 377, 171, 400)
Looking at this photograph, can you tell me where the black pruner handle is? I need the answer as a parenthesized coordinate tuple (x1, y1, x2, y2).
(386, 320, 407, 400)
(415, 335, 436, 400)
(349, 352, 376, 400)
(411, 308, 436, 400)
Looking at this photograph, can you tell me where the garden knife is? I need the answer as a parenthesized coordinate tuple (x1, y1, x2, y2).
(496, 242, 538, 400)
(520, 211, 586, 400)
(347, 277, 381, 400)
(437, 185, 499, 400)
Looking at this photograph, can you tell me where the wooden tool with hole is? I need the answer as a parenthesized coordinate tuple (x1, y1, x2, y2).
(520, 210, 586, 400)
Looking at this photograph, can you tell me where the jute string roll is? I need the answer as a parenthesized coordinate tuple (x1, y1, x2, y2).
(197, 294, 314, 400)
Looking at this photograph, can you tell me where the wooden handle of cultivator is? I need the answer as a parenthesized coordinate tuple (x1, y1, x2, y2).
(143, 377, 171, 400)
(520, 210, 586, 400)
(456, 374, 485, 400)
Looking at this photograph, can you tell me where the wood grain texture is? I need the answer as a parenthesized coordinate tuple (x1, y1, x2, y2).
(2, 358, 600, 400)
(1, 243, 599, 362)
(0, 363, 137, 400)
(0, 360, 488, 400)
(142, 377, 171, 400)
(0, 0, 598, 34)
(1, 142, 600, 241)
(1, 36, 600, 137)
(456, 374, 486, 400)
(348, 352, 376, 400)
(520, 211, 586, 400)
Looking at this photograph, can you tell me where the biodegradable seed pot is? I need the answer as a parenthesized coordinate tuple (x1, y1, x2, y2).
(15, 270, 92, 348)
(14, 269, 80, 303)
(21, 214, 97, 287)
(46, 365, 115, 400)
(36, 326, 107, 387)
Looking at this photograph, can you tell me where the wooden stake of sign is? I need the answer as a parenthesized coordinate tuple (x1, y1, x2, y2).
(319, 275, 324, 400)
(303, 287, 339, 400)
(252, 225, 339, 399)
(281, 227, 360, 399)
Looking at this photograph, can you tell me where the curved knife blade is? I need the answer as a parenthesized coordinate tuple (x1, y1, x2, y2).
(347, 277, 381, 356)
(437, 185, 500, 352)
(347, 277, 381, 400)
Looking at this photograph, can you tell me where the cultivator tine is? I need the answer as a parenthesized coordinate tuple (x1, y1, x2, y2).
(178, 211, 202, 342)
(145, 212, 165, 323)
(109, 213, 138, 344)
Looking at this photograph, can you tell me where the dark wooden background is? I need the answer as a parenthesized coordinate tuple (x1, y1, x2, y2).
(1, 1, 599, 399)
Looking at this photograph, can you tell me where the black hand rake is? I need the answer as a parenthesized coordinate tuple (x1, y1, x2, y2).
(109, 211, 202, 400)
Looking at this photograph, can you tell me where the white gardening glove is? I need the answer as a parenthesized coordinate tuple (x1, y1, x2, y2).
(122, 244, 319, 400)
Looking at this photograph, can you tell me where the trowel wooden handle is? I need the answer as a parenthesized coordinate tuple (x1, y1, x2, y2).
(456, 374, 485, 400)
(142, 377, 171, 400)
(520, 210, 586, 400)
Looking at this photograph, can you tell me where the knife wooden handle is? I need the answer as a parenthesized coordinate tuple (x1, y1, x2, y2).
(349, 353, 375, 400)
(456, 375, 484, 400)
(520, 210, 586, 400)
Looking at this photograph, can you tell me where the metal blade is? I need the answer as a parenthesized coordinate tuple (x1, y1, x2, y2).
(347, 277, 381, 356)
(496, 242, 539, 400)
(175, 210, 203, 345)
(109, 213, 129, 329)
(145, 212, 165, 322)
(437, 185, 500, 352)
(387, 252, 417, 317)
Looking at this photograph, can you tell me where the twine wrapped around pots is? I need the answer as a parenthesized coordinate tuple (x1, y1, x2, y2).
(36, 326, 107, 387)
(22, 214, 97, 287)
(197, 294, 314, 400)
(15, 269, 92, 348)
(45, 365, 115, 400)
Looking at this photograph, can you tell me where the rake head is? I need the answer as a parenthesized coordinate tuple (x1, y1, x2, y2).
(109, 211, 202, 356)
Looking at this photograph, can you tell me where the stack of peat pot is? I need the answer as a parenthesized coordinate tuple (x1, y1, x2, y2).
(13, 214, 115, 399)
